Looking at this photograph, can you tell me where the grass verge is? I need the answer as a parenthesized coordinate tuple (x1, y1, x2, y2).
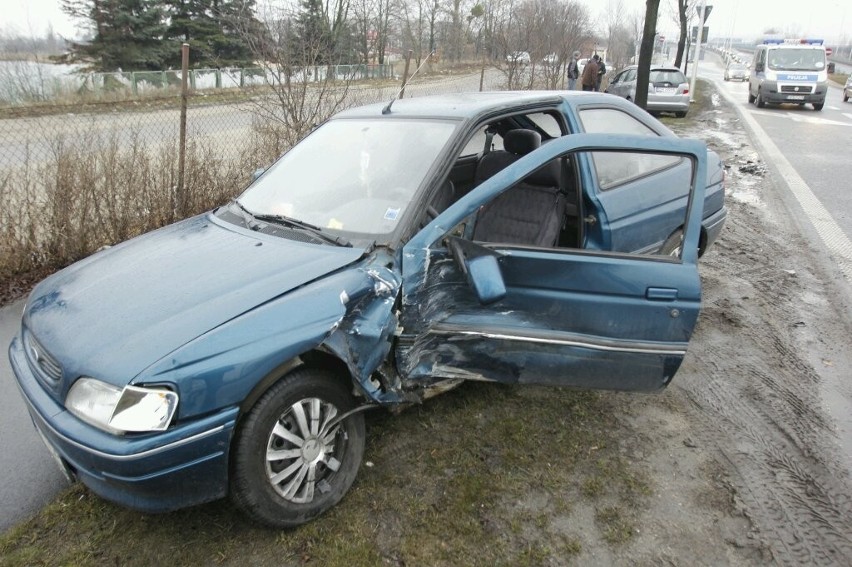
(0, 384, 650, 566)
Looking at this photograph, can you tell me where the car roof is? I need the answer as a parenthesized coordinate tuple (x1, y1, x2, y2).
(333, 91, 614, 120)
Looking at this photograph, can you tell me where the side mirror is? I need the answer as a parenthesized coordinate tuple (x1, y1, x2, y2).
(755, 63, 764, 72)
(446, 237, 507, 305)
(251, 167, 266, 182)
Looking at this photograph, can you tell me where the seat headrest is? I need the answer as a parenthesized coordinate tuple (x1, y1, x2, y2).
(504, 129, 541, 156)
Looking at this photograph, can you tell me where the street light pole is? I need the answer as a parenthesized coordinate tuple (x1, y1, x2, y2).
(689, 0, 708, 103)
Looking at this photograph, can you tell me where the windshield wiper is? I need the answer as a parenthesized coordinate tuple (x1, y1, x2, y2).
(252, 213, 352, 247)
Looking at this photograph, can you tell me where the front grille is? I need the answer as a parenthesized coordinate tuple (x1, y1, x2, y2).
(780, 84, 813, 94)
(23, 328, 63, 385)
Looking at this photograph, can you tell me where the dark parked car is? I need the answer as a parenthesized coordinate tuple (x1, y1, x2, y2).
(10, 91, 725, 528)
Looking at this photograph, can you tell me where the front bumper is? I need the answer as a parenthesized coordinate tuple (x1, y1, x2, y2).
(9, 336, 238, 513)
(759, 81, 826, 104)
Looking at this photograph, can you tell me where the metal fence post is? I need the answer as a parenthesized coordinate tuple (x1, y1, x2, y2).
(177, 43, 189, 218)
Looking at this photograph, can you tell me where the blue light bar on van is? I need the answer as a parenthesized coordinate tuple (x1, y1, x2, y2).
(800, 38, 824, 45)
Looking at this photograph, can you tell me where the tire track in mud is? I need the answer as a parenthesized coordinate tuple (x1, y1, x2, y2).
(671, 111, 852, 564)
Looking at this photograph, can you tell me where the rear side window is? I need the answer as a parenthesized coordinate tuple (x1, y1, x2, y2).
(579, 108, 681, 190)
(649, 70, 686, 84)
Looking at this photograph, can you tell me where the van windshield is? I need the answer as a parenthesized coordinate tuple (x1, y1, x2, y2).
(767, 48, 825, 71)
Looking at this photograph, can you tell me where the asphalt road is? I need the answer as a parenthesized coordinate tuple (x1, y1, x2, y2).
(699, 52, 852, 249)
(0, 299, 71, 533)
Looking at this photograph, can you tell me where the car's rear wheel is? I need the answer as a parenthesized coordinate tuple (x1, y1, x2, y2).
(660, 229, 684, 258)
(231, 368, 365, 527)
(674, 111, 687, 118)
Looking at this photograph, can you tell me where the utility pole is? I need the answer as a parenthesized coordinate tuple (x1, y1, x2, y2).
(689, 0, 708, 102)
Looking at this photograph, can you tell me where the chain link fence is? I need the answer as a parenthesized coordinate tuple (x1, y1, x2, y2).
(0, 61, 555, 283)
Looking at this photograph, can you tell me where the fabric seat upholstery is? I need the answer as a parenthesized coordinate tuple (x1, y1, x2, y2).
(472, 129, 566, 247)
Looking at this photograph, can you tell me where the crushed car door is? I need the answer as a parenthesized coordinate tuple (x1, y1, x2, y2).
(397, 133, 706, 392)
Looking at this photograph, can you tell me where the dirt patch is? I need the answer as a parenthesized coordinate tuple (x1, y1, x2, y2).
(3, 81, 852, 565)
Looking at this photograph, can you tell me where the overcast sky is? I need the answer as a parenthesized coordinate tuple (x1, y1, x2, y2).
(5, 0, 852, 44)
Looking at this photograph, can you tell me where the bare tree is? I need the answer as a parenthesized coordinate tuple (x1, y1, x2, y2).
(635, 0, 660, 108)
(237, 5, 356, 154)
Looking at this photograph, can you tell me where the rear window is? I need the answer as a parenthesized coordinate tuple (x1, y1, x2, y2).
(650, 70, 686, 84)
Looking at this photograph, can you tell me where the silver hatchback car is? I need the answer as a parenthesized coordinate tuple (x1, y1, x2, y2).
(606, 65, 690, 117)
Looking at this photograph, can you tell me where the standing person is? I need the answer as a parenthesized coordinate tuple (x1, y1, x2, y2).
(566, 51, 580, 90)
(581, 54, 599, 91)
(595, 56, 607, 91)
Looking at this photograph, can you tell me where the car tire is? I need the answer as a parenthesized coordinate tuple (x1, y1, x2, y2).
(230, 367, 366, 528)
(813, 102, 824, 111)
(675, 111, 687, 118)
(755, 90, 766, 108)
(748, 90, 756, 104)
(845, 93, 849, 102)
(660, 229, 684, 258)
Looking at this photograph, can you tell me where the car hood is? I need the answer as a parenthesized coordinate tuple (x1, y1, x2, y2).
(23, 213, 365, 389)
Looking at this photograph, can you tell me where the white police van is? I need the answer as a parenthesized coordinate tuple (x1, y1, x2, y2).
(748, 39, 828, 111)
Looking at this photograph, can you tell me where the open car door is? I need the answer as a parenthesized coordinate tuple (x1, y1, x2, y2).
(396, 133, 707, 392)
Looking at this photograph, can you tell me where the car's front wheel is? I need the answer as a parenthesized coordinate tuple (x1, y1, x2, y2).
(231, 368, 366, 527)
(755, 90, 766, 108)
(813, 102, 824, 111)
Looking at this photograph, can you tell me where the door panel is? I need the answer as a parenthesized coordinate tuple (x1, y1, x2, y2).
(398, 133, 707, 392)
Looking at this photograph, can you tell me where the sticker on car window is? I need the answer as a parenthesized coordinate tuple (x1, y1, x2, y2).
(384, 208, 400, 221)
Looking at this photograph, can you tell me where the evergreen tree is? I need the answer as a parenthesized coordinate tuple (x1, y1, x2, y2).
(61, 0, 170, 71)
(164, 0, 261, 68)
(295, 0, 334, 65)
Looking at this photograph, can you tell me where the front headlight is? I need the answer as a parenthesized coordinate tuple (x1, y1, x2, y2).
(66, 377, 178, 435)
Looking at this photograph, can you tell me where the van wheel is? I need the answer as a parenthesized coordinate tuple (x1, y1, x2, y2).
(748, 91, 756, 104)
(844, 93, 849, 102)
(231, 368, 366, 527)
(813, 102, 824, 111)
(755, 90, 766, 108)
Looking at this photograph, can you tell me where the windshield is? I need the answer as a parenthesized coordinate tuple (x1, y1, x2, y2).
(238, 118, 457, 240)
(767, 48, 825, 71)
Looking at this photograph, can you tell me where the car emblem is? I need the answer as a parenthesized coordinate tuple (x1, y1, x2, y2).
(794, 86, 800, 92)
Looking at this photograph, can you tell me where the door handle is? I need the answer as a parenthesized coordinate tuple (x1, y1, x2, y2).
(646, 287, 678, 301)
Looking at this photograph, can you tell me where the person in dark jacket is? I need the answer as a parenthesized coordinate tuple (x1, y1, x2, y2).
(595, 57, 606, 91)
(566, 51, 580, 90)
(581, 54, 599, 91)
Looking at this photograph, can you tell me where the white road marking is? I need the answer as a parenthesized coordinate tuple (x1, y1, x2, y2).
(710, 78, 852, 283)
(844, 113, 852, 121)
(826, 105, 840, 111)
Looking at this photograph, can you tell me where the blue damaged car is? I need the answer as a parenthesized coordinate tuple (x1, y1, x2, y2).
(10, 91, 725, 527)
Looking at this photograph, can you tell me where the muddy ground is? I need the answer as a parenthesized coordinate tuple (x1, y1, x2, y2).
(3, 82, 852, 566)
(643, 90, 852, 564)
